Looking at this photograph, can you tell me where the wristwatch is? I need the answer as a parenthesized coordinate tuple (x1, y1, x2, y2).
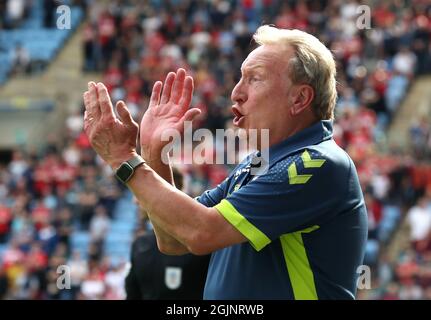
(115, 155, 145, 184)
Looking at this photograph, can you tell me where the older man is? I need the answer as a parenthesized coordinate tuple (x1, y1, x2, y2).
(83, 26, 367, 299)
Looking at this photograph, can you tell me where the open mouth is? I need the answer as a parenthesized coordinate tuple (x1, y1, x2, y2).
(232, 106, 244, 126)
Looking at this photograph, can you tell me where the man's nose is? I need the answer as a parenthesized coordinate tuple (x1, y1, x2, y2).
(231, 80, 247, 105)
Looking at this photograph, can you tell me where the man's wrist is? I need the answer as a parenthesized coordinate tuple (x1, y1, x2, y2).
(110, 151, 140, 170)
(141, 146, 165, 164)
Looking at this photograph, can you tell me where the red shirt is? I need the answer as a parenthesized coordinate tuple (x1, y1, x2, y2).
(98, 14, 116, 45)
(52, 163, 77, 191)
(103, 67, 123, 92)
(0, 206, 11, 235)
(75, 131, 92, 149)
(32, 204, 51, 231)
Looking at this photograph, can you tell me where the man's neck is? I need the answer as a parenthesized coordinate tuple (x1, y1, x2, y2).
(260, 117, 319, 151)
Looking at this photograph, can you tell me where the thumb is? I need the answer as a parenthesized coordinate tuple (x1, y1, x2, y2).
(116, 101, 134, 126)
(180, 108, 202, 123)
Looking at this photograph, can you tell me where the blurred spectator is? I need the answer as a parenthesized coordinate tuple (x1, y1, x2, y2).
(43, 0, 57, 29)
(104, 262, 127, 300)
(409, 116, 430, 160)
(80, 267, 105, 300)
(393, 46, 417, 77)
(89, 205, 110, 245)
(65, 110, 85, 139)
(54, 207, 73, 254)
(75, 176, 99, 231)
(406, 197, 431, 253)
(68, 251, 88, 300)
(11, 44, 30, 75)
(4, 0, 28, 29)
(0, 266, 9, 299)
(0, 205, 12, 244)
(399, 282, 423, 300)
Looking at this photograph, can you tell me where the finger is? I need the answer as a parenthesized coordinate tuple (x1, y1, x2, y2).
(88, 82, 101, 118)
(160, 72, 176, 105)
(116, 101, 135, 126)
(83, 91, 90, 111)
(179, 108, 201, 123)
(84, 109, 95, 125)
(83, 110, 91, 133)
(178, 76, 194, 110)
(149, 81, 162, 109)
(170, 68, 186, 104)
(96, 82, 116, 120)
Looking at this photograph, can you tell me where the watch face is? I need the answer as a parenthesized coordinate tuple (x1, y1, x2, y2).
(116, 163, 134, 183)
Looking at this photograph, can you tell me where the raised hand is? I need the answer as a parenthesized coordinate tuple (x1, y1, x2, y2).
(83, 81, 139, 169)
(140, 68, 201, 161)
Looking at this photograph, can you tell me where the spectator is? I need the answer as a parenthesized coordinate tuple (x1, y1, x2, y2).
(381, 282, 400, 300)
(393, 46, 417, 78)
(406, 197, 431, 252)
(0, 266, 9, 299)
(104, 262, 127, 300)
(89, 205, 110, 245)
(11, 44, 30, 75)
(5, 0, 27, 29)
(67, 251, 88, 300)
(54, 207, 73, 254)
(80, 267, 105, 300)
(0, 205, 12, 244)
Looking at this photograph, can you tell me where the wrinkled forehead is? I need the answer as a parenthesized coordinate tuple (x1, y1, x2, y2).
(240, 44, 294, 72)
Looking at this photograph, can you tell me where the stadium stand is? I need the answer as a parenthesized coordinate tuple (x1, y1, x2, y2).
(0, 0, 430, 299)
(0, 0, 83, 84)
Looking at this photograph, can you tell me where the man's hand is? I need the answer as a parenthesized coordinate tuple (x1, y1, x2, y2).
(83, 81, 139, 169)
(140, 68, 201, 161)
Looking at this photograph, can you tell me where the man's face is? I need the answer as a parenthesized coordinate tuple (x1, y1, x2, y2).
(231, 44, 295, 135)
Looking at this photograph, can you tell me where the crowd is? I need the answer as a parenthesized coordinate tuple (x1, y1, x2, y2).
(0, 0, 431, 299)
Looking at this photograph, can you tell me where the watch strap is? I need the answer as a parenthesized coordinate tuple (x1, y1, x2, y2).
(127, 155, 145, 169)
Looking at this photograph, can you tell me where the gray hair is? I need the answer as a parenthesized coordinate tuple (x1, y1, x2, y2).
(253, 25, 337, 120)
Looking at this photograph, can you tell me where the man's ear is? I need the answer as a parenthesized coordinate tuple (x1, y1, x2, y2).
(289, 85, 314, 116)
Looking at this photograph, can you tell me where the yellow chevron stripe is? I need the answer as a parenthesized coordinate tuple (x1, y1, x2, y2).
(301, 150, 326, 168)
(288, 150, 326, 185)
(288, 162, 312, 184)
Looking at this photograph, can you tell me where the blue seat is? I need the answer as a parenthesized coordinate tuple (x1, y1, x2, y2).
(0, 0, 83, 85)
(0, 244, 8, 261)
(364, 240, 379, 266)
(71, 232, 90, 245)
(110, 222, 135, 234)
(105, 232, 132, 244)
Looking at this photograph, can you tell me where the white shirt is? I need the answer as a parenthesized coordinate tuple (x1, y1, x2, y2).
(407, 205, 431, 241)
(81, 279, 105, 300)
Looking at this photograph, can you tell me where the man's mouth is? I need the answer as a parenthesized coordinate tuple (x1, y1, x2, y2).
(232, 106, 244, 126)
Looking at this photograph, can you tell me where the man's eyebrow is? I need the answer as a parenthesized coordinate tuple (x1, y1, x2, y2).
(240, 65, 266, 73)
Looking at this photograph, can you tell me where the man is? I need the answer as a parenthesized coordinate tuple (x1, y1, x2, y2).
(83, 25, 368, 299)
(125, 168, 210, 300)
